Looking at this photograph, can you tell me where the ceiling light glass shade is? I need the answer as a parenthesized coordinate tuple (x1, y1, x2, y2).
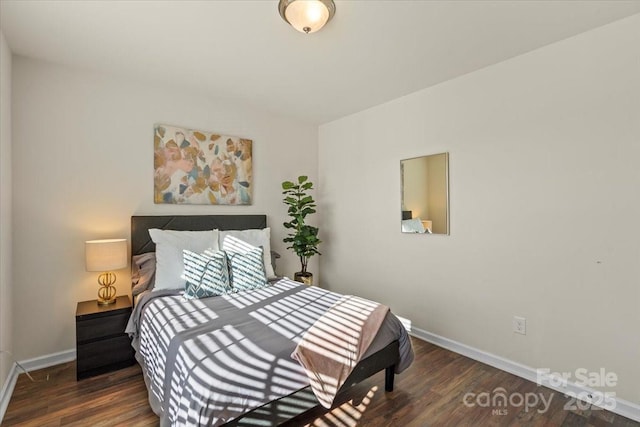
(278, 0, 336, 34)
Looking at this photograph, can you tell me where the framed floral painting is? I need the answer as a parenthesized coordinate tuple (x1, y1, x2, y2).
(154, 124, 253, 205)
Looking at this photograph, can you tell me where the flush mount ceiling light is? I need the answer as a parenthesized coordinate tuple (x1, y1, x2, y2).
(278, 0, 336, 34)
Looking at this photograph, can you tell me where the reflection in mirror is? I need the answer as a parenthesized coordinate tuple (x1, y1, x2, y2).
(401, 152, 449, 235)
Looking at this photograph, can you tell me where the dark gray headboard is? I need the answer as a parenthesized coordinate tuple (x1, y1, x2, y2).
(131, 215, 267, 256)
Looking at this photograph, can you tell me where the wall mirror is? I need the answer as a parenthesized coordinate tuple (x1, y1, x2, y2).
(400, 152, 449, 235)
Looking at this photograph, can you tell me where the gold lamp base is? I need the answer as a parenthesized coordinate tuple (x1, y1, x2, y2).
(97, 272, 117, 305)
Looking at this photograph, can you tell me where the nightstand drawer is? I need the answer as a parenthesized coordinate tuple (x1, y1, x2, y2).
(75, 296, 134, 380)
(76, 312, 130, 342)
(76, 334, 134, 373)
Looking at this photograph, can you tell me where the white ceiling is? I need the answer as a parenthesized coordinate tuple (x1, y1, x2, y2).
(2, 1, 639, 125)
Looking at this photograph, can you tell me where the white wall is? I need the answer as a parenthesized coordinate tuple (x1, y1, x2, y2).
(319, 14, 640, 405)
(426, 153, 447, 234)
(0, 31, 13, 393)
(402, 156, 428, 217)
(11, 56, 318, 361)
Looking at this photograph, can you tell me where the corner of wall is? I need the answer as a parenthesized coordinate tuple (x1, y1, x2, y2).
(0, 29, 14, 401)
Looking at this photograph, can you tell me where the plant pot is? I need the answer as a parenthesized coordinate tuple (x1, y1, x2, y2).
(294, 272, 313, 286)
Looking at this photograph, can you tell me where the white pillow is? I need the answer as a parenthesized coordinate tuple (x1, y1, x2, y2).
(401, 218, 426, 233)
(219, 228, 276, 279)
(149, 229, 220, 290)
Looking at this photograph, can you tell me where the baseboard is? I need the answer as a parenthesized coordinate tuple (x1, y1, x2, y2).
(0, 348, 75, 424)
(409, 327, 640, 423)
(0, 363, 18, 424)
(17, 348, 75, 372)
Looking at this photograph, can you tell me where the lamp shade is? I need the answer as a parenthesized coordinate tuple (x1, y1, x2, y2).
(85, 239, 127, 272)
(279, 0, 335, 34)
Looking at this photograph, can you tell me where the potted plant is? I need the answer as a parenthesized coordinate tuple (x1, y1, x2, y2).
(282, 175, 321, 285)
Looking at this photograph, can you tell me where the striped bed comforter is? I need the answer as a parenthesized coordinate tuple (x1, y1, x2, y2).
(126, 278, 413, 427)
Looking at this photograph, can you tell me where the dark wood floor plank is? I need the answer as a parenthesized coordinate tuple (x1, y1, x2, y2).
(3, 337, 638, 426)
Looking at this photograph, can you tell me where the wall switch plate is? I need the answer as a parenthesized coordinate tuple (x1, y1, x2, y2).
(513, 316, 526, 335)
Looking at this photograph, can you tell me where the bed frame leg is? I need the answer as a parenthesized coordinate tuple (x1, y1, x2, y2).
(385, 365, 395, 392)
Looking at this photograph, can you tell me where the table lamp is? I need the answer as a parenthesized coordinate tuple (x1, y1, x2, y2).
(85, 239, 127, 305)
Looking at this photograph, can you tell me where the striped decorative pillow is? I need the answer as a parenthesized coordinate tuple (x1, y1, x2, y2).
(227, 246, 268, 292)
(182, 249, 231, 299)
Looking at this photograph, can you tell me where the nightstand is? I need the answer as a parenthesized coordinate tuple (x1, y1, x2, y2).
(75, 295, 135, 380)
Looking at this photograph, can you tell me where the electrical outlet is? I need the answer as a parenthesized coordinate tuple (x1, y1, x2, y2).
(513, 316, 526, 335)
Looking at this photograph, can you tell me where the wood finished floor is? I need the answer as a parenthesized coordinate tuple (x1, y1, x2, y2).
(3, 337, 638, 426)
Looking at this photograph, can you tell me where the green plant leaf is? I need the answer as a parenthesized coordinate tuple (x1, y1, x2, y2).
(281, 175, 321, 272)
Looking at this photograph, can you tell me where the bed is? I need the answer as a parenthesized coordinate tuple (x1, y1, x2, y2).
(126, 215, 413, 426)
